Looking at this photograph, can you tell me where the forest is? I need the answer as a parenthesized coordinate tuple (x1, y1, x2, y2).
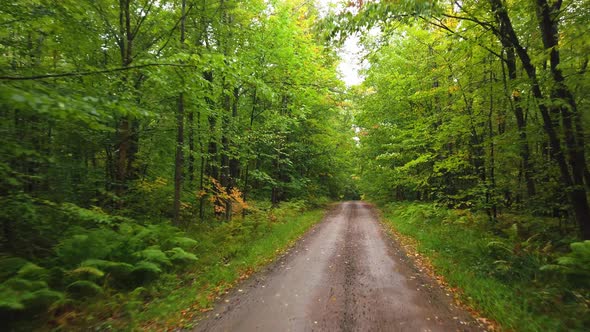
(1, 0, 589, 331)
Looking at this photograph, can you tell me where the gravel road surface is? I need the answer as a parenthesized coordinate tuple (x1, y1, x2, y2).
(193, 201, 483, 332)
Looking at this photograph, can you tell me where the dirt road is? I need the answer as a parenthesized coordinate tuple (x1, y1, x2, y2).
(193, 202, 483, 332)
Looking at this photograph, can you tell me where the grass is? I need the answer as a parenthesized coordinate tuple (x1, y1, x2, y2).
(380, 201, 589, 332)
(89, 207, 327, 331)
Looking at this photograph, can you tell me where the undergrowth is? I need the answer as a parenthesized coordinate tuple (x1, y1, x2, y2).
(382, 202, 589, 332)
(0, 198, 325, 331)
(135, 207, 324, 331)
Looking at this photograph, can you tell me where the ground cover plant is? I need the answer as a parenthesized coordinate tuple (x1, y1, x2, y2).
(0, 198, 326, 331)
(381, 202, 590, 332)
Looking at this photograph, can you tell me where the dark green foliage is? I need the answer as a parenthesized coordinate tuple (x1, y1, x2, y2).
(0, 257, 28, 280)
(16, 262, 50, 282)
(130, 261, 162, 284)
(80, 259, 134, 288)
(0, 198, 203, 330)
(66, 280, 103, 298)
(56, 232, 116, 266)
(0, 0, 350, 330)
(69, 266, 105, 280)
(351, 1, 590, 237)
(166, 247, 198, 265)
(135, 248, 171, 268)
(543, 241, 590, 288)
(0, 266, 64, 312)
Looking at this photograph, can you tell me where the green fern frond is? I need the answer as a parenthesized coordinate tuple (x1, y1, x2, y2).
(133, 261, 162, 274)
(3, 278, 48, 291)
(0, 279, 64, 311)
(22, 289, 65, 308)
(81, 259, 134, 278)
(66, 280, 103, 298)
(17, 262, 49, 281)
(0, 285, 25, 310)
(166, 247, 197, 264)
(70, 266, 105, 278)
(166, 236, 198, 249)
(131, 261, 162, 284)
(135, 248, 171, 267)
(0, 256, 28, 280)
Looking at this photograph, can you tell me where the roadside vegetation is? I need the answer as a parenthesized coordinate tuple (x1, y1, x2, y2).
(381, 202, 589, 332)
(1, 198, 326, 331)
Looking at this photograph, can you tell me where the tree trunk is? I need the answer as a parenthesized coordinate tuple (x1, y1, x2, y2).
(488, 0, 590, 239)
(229, 87, 240, 185)
(188, 110, 195, 185)
(173, 0, 187, 225)
(204, 71, 218, 181)
(173, 92, 185, 225)
(487, 64, 497, 221)
(242, 89, 257, 211)
(220, 84, 232, 220)
(535, 0, 589, 238)
(501, 46, 536, 197)
(114, 0, 137, 197)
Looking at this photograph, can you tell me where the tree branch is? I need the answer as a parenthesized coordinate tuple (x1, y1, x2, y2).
(0, 63, 198, 81)
(422, 16, 506, 62)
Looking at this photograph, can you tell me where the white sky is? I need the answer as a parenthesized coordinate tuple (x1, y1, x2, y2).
(316, 0, 364, 86)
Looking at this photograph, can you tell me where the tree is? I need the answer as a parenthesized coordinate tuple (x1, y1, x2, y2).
(338, 0, 590, 239)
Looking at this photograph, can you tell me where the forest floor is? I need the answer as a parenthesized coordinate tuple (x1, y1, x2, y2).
(189, 201, 485, 332)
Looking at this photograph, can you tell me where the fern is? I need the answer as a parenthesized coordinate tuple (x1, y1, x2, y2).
(129, 224, 179, 249)
(0, 278, 64, 312)
(0, 284, 25, 310)
(60, 202, 131, 226)
(135, 247, 171, 267)
(81, 259, 134, 279)
(56, 230, 116, 266)
(166, 247, 197, 265)
(165, 236, 197, 250)
(3, 278, 47, 291)
(130, 286, 148, 298)
(21, 288, 64, 308)
(133, 261, 162, 274)
(66, 280, 103, 298)
(70, 266, 105, 279)
(131, 261, 162, 283)
(0, 256, 28, 280)
(17, 262, 49, 281)
(542, 240, 590, 287)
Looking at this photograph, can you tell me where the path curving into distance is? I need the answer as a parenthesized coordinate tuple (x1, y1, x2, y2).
(192, 201, 484, 332)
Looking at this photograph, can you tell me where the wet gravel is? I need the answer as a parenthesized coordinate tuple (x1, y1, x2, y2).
(192, 202, 485, 332)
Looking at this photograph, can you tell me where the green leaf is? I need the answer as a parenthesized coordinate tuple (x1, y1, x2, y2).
(70, 266, 105, 278)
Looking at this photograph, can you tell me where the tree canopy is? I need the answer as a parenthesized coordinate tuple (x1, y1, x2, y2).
(1, 0, 589, 330)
